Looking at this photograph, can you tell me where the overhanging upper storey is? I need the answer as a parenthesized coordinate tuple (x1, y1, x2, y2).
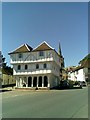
(8, 41, 62, 67)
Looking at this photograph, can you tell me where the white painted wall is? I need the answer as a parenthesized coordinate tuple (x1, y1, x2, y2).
(68, 68, 85, 82)
(10, 50, 61, 67)
(10, 50, 61, 78)
(75, 69, 85, 81)
(13, 62, 60, 77)
(68, 72, 76, 81)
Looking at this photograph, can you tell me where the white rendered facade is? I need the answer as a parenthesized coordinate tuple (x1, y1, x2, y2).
(9, 42, 62, 89)
(68, 68, 85, 82)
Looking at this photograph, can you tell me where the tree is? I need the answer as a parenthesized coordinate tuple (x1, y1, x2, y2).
(0, 51, 7, 68)
(0, 51, 13, 75)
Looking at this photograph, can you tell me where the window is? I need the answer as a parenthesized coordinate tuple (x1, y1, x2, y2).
(25, 65, 28, 70)
(88, 68, 90, 73)
(36, 64, 39, 69)
(18, 65, 21, 70)
(43, 63, 47, 69)
(68, 76, 71, 78)
(18, 53, 23, 58)
(76, 71, 78, 75)
(39, 51, 44, 56)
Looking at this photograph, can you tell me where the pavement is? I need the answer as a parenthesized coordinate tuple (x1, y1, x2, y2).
(1, 87, 88, 119)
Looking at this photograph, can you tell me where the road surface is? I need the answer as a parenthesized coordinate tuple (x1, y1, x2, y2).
(1, 87, 88, 119)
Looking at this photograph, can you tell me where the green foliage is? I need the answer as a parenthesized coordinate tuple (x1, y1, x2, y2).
(0, 51, 13, 75)
(68, 80, 74, 85)
(74, 81, 80, 85)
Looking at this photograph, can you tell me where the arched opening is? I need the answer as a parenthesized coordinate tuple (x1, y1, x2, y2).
(33, 77, 37, 87)
(28, 77, 32, 87)
(44, 76, 48, 87)
(38, 76, 42, 87)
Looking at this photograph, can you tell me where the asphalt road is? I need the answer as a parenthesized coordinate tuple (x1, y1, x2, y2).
(1, 87, 88, 119)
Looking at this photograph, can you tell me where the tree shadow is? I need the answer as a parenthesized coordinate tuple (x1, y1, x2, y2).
(0, 89, 12, 93)
(50, 86, 83, 90)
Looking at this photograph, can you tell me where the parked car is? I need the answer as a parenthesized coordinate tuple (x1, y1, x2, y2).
(79, 81, 86, 87)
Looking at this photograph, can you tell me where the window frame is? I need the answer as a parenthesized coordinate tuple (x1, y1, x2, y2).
(39, 51, 44, 57)
(36, 64, 39, 69)
(18, 53, 23, 58)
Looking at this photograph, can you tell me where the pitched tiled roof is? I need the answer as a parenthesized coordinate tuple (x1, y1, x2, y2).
(79, 54, 90, 64)
(8, 44, 33, 54)
(32, 41, 54, 52)
(79, 54, 90, 68)
(73, 66, 84, 71)
(80, 59, 90, 68)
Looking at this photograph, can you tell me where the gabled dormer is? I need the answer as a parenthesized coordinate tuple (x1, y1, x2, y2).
(32, 41, 54, 52)
(8, 44, 33, 55)
(8, 44, 33, 64)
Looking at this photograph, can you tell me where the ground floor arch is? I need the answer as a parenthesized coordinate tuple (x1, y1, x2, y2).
(38, 76, 42, 87)
(16, 75, 52, 89)
(28, 77, 32, 87)
(33, 77, 37, 87)
(44, 76, 48, 87)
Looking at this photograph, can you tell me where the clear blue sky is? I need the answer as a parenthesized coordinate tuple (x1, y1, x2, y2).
(2, 2, 88, 67)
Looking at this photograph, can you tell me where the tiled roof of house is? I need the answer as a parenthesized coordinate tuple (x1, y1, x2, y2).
(79, 54, 90, 68)
(80, 59, 90, 68)
(80, 54, 90, 62)
(32, 41, 54, 52)
(73, 66, 84, 71)
(8, 41, 63, 60)
(70, 60, 90, 72)
(8, 44, 33, 54)
(66, 66, 76, 72)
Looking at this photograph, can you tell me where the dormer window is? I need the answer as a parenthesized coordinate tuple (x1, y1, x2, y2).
(39, 51, 44, 56)
(18, 53, 23, 58)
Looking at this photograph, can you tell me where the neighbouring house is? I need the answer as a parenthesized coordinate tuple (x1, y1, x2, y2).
(66, 66, 76, 81)
(0, 51, 15, 87)
(68, 66, 85, 82)
(1, 68, 15, 86)
(9, 41, 64, 89)
(68, 54, 90, 84)
(79, 54, 90, 84)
